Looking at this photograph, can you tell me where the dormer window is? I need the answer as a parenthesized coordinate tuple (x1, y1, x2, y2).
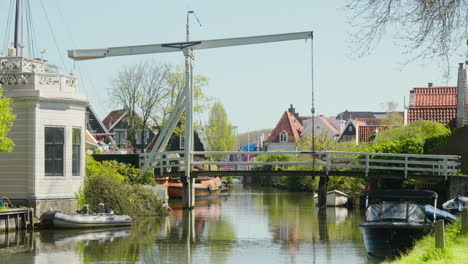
(279, 131, 288, 143)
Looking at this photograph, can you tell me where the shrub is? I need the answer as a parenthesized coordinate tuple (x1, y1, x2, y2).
(364, 138, 425, 154)
(83, 175, 165, 217)
(79, 155, 165, 217)
(373, 120, 451, 145)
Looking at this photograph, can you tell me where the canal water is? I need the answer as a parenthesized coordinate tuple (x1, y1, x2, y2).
(0, 184, 379, 264)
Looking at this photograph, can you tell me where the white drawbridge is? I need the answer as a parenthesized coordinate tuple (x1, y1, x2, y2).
(68, 31, 313, 209)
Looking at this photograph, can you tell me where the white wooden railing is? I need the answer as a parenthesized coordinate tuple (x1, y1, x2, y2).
(140, 151, 460, 179)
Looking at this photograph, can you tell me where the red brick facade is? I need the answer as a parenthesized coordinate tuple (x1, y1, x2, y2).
(265, 111, 303, 143)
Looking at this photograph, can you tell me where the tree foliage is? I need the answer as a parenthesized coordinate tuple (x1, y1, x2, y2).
(373, 120, 450, 145)
(152, 66, 213, 135)
(0, 85, 15, 152)
(110, 63, 146, 151)
(205, 101, 236, 153)
(381, 101, 404, 126)
(297, 130, 335, 151)
(346, 0, 467, 74)
(110, 62, 212, 151)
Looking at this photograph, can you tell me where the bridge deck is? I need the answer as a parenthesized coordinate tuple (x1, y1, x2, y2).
(161, 170, 452, 181)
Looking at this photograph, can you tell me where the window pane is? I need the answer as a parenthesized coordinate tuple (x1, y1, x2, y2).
(45, 127, 64, 176)
(72, 128, 81, 176)
(45, 127, 54, 143)
(54, 128, 64, 143)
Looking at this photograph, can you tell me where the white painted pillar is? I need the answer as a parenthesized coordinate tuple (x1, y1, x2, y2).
(182, 49, 195, 209)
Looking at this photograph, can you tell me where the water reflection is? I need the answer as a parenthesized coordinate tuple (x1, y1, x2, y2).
(1, 184, 374, 264)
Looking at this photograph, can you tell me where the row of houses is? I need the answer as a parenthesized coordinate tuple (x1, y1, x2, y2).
(85, 107, 205, 155)
(264, 79, 466, 151)
(88, 82, 463, 154)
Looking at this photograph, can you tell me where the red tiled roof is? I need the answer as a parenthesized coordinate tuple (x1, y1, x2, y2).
(351, 120, 367, 127)
(407, 108, 456, 129)
(407, 86, 457, 129)
(265, 111, 304, 143)
(102, 109, 127, 130)
(357, 125, 399, 143)
(412, 87, 457, 107)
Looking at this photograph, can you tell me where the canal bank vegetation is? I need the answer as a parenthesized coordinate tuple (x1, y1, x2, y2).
(0, 84, 16, 152)
(76, 155, 168, 217)
(392, 218, 468, 264)
(253, 121, 455, 196)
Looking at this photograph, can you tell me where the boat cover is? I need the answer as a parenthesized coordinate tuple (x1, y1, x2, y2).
(366, 202, 426, 222)
(366, 190, 437, 200)
(424, 205, 457, 222)
(442, 195, 468, 211)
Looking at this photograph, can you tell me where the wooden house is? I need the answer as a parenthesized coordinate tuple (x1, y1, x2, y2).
(0, 54, 87, 215)
(102, 109, 157, 153)
(86, 106, 115, 147)
(338, 119, 399, 144)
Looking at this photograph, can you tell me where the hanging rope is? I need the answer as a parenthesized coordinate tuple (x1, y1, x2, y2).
(2, 0, 15, 53)
(39, 0, 68, 72)
(25, 0, 38, 58)
(310, 32, 316, 174)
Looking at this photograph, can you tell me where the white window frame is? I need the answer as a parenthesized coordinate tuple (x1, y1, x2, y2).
(180, 136, 185, 150)
(114, 129, 127, 144)
(279, 131, 288, 143)
(44, 126, 65, 176)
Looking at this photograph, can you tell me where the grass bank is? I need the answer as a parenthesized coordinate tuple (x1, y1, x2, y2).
(392, 219, 468, 264)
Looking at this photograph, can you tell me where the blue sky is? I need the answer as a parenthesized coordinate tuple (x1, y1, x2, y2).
(1, 0, 464, 133)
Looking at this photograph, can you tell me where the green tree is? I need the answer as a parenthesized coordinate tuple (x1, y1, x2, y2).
(205, 101, 236, 156)
(297, 130, 335, 151)
(373, 120, 450, 145)
(152, 66, 213, 135)
(381, 101, 404, 126)
(0, 85, 15, 152)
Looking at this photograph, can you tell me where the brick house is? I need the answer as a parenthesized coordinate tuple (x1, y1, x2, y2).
(405, 84, 457, 129)
(264, 105, 304, 151)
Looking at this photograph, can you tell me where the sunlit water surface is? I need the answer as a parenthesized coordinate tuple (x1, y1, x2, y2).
(1, 184, 381, 264)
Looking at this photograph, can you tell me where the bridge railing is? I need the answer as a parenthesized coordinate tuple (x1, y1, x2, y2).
(145, 151, 460, 179)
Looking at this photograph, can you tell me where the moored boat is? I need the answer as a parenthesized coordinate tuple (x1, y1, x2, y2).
(442, 195, 468, 213)
(41, 208, 132, 229)
(157, 176, 222, 199)
(52, 212, 132, 229)
(314, 190, 349, 207)
(360, 190, 437, 258)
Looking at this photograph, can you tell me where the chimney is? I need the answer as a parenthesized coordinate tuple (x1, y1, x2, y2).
(428, 82, 433, 88)
(456, 62, 466, 128)
(288, 104, 295, 114)
(8, 48, 16, 57)
(340, 120, 346, 133)
(409, 90, 415, 107)
(288, 104, 300, 122)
